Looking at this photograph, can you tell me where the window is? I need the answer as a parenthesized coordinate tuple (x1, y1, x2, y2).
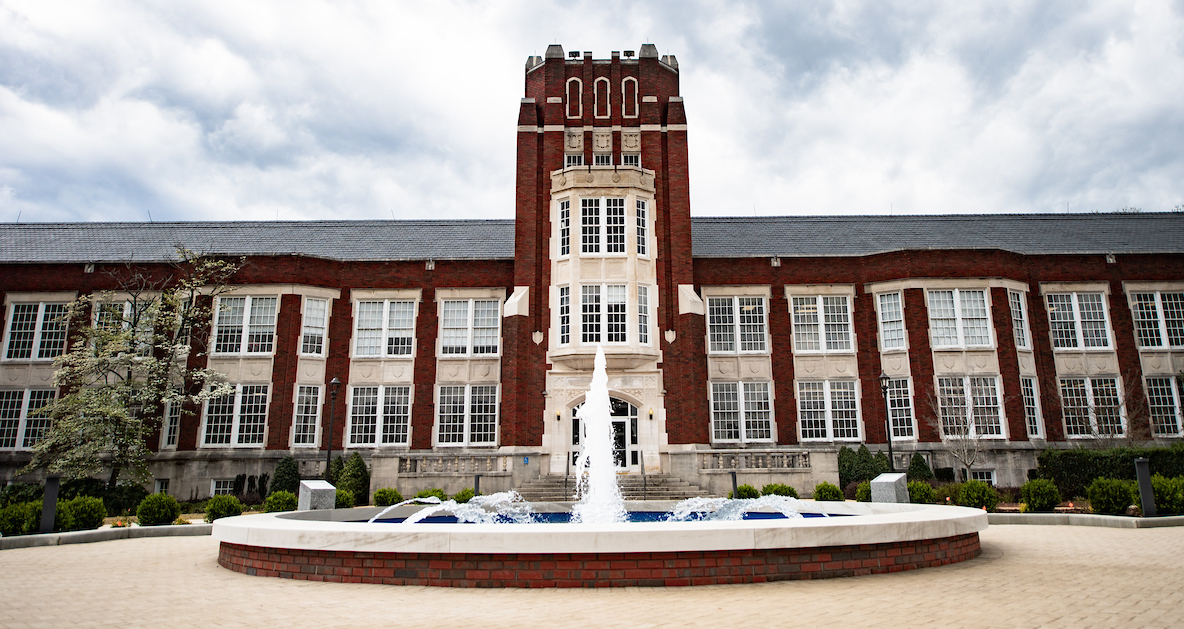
(559, 286, 571, 345)
(1144, 376, 1183, 437)
(437, 384, 498, 446)
(885, 378, 915, 439)
(565, 153, 584, 167)
(292, 385, 321, 446)
(707, 296, 768, 353)
(792, 295, 852, 353)
(1009, 291, 1031, 349)
(1131, 292, 1184, 348)
(4, 302, 67, 360)
(581, 198, 600, 253)
(301, 298, 328, 355)
(95, 299, 155, 355)
(213, 296, 277, 354)
(440, 299, 499, 356)
(798, 381, 860, 441)
(605, 198, 626, 253)
(710, 382, 773, 443)
(202, 384, 269, 446)
(355, 300, 415, 357)
(638, 286, 650, 345)
(154, 479, 170, 495)
(558, 200, 571, 256)
(162, 397, 182, 448)
(877, 292, 905, 351)
(580, 284, 627, 344)
(928, 289, 991, 348)
(566, 77, 582, 118)
(622, 77, 638, 117)
(594, 77, 610, 118)
(621, 153, 640, 167)
(936, 376, 1003, 438)
(593, 153, 612, 166)
(0, 389, 56, 450)
(969, 470, 996, 485)
(1021, 377, 1042, 438)
(578, 197, 626, 255)
(1059, 377, 1123, 437)
(211, 480, 235, 496)
(636, 199, 648, 256)
(349, 385, 411, 446)
(1046, 292, 1110, 349)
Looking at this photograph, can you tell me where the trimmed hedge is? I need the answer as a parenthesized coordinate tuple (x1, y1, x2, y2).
(137, 493, 182, 526)
(0, 496, 108, 535)
(1151, 475, 1184, 515)
(1038, 444, 1184, 498)
(907, 453, 935, 482)
(1086, 478, 1137, 514)
(335, 488, 355, 509)
(731, 484, 760, 499)
(374, 488, 404, 506)
(1020, 479, 1061, 513)
(67, 496, 107, 529)
(413, 488, 448, 501)
(452, 488, 476, 503)
(957, 480, 1000, 511)
(263, 490, 297, 513)
(812, 481, 844, 501)
(761, 483, 799, 498)
(855, 481, 871, 502)
(907, 481, 937, 504)
(270, 456, 300, 495)
(337, 453, 371, 505)
(204, 495, 244, 522)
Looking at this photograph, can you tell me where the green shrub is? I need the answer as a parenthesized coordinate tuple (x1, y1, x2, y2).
(854, 445, 881, 484)
(52, 500, 74, 532)
(908, 481, 937, 504)
(136, 493, 182, 526)
(327, 455, 345, 485)
(66, 496, 107, 530)
(1, 483, 43, 507)
(1037, 445, 1184, 498)
(60, 478, 106, 500)
(732, 484, 760, 499)
(373, 488, 404, 506)
(1020, 479, 1061, 513)
(934, 482, 961, 505)
(178, 500, 207, 514)
(855, 481, 871, 502)
(102, 482, 149, 516)
(337, 453, 371, 505)
(812, 481, 844, 501)
(1086, 478, 1137, 515)
(873, 451, 891, 476)
(934, 467, 956, 483)
(335, 488, 355, 509)
(838, 446, 857, 487)
(270, 456, 300, 495)
(204, 495, 244, 522)
(452, 488, 476, 503)
(761, 483, 798, 498)
(263, 490, 298, 513)
(957, 480, 1000, 511)
(907, 454, 935, 482)
(0, 501, 39, 535)
(1151, 475, 1184, 515)
(413, 488, 448, 501)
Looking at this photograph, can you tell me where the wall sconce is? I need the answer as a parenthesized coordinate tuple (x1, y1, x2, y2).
(556, 410, 562, 422)
(648, 408, 654, 421)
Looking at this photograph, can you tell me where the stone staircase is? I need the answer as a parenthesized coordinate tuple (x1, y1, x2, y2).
(514, 473, 715, 502)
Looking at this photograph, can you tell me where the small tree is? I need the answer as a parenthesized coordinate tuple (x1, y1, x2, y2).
(907, 453, 935, 482)
(924, 379, 1015, 481)
(271, 456, 300, 495)
(337, 453, 371, 504)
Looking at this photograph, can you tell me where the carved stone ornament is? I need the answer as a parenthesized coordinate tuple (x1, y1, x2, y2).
(622, 132, 640, 150)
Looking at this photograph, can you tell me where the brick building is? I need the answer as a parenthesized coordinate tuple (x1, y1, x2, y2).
(2, 44, 1184, 500)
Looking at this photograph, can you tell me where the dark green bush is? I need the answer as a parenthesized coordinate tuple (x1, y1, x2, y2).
(137, 493, 182, 526)
(335, 488, 355, 509)
(1087, 478, 1137, 515)
(733, 484, 760, 499)
(873, 451, 891, 475)
(263, 490, 297, 513)
(1020, 479, 1061, 513)
(1151, 475, 1184, 515)
(1, 483, 43, 507)
(374, 488, 404, 506)
(413, 488, 448, 501)
(957, 480, 1000, 511)
(908, 481, 937, 504)
(328, 455, 345, 485)
(907, 453, 935, 482)
(452, 488, 476, 503)
(270, 456, 300, 495)
(51, 500, 74, 532)
(60, 478, 107, 500)
(66, 496, 107, 530)
(813, 481, 844, 501)
(337, 453, 371, 505)
(934, 467, 956, 483)
(855, 481, 871, 502)
(838, 446, 857, 487)
(0, 501, 39, 535)
(1038, 445, 1184, 498)
(854, 445, 884, 484)
(102, 482, 149, 516)
(204, 495, 244, 522)
(761, 483, 799, 498)
(178, 500, 207, 514)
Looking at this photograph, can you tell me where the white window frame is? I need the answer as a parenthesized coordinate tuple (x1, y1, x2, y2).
(0, 388, 56, 450)
(1131, 291, 1184, 349)
(353, 299, 416, 358)
(160, 396, 182, 449)
(300, 297, 329, 356)
(212, 295, 278, 355)
(635, 199, 648, 257)
(578, 196, 628, 256)
(969, 470, 996, 485)
(1059, 376, 1125, 438)
(877, 292, 906, 352)
(593, 153, 612, 166)
(710, 381, 775, 444)
(94, 298, 156, 356)
(1021, 376, 1043, 438)
(935, 376, 1005, 439)
(1045, 292, 1113, 350)
(565, 153, 584, 168)
(621, 153, 640, 167)
(200, 383, 270, 447)
(706, 296, 769, 354)
(558, 286, 571, 345)
(638, 285, 650, 346)
(927, 288, 993, 349)
(3, 301, 68, 362)
(594, 77, 611, 118)
(347, 384, 411, 446)
(435, 384, 499, 447)
(565, 77, 582, 118)
(292, 384, 322, 447)
(621, 77, 639, 118)
(1008, 290, 1031, 350)
(797, 380, 861, 442)
(558, 199, 571, 257)
(439, 299, 501, 357)
(580, 284, 628, 344)
(885, 378, 915, 440)
(791, 295, 853, 354)
(211, 479, 235, 496)
(154, 479, 170, 495)
(1145, 376, 1184, 438)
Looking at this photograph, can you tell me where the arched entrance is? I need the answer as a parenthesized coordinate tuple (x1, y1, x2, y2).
(571, 397, 640, 472)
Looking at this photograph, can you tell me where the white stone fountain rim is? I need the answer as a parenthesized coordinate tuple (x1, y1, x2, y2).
(212, 502, 987, 555)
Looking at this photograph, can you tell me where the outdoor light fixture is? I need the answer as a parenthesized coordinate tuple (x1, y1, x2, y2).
(556, 410, 562, 422)
(324, 377, 341, 481)
(878, 372, 896, 473)
(648, 408, 654, 421)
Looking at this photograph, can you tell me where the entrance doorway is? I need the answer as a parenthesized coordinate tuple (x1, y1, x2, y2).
(571, 397, 639, 471)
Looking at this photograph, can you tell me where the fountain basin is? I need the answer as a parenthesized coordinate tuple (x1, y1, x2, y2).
(213, 501, 987, 587)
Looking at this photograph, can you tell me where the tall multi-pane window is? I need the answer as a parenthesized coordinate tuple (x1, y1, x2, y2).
(936, 376, 1003, 438)
(605, 198, 626, 253)
(878, 292, 905, 351)
(581, 286, 601, 343)
(710, 381, 773, 443)
(792, 295, 852, 352)
(355, 300, 415, 357)
(559, 287, 571, 345)
(440, 300, 499, 356)
(636, 199, 648, 256)
(798, 381, 860, 441)
(4, 302, 68, 360)
(162, 396, 182, 448)
(1131, 292, 1184, 348)
(579, 284, 628, 344)
(1046, 293, 1111, 349)
(214, 296, 277, 354)
(885, 378, 915, 438)
(292, 385, 321, 446)
(95, 300, 155, 355)
(0, 389, 55, 450)
(581, 198, 600, 253)
(606, 285, 627, 343)
(202, 384, 269, 446)
(1008, 291, 1031, 349)
(558, 200, 571, 257)
(301, 298, 328, 356)
(1059, 377, 1123, 437)
(348, 385, 410, 446)
(1145, 376, 1184, 437)
(436, 384, 498, 446)
(638, 286, 650, 345)
(928, 289, 991, 348)
(706, 296, 767, 353)
(1021, 377, 1042, 438)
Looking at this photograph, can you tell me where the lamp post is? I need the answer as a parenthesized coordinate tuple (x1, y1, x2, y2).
(324, 377, 341, 482)
(878, 372, 896, 473)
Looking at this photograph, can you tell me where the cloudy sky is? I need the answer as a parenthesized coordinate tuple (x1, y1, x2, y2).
(2, 0, 1183, 223)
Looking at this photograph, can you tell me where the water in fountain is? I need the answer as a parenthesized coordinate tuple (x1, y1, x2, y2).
(665, 495, 821, 522)
(369, 491, 536, 524)
(570, 345, 627, 524)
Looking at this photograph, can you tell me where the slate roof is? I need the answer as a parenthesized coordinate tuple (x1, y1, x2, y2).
(1, 213, 1181, 264)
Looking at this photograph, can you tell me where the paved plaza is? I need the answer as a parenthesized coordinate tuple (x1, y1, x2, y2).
(1, 525, 1182, 628)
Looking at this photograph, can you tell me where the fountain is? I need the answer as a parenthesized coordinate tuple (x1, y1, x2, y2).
(212, 345, 987, 587)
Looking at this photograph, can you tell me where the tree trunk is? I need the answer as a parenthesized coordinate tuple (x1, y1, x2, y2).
(108, 463, 121, 490)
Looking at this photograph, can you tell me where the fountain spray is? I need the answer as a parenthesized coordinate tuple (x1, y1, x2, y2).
(570, 345, 627, 523)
